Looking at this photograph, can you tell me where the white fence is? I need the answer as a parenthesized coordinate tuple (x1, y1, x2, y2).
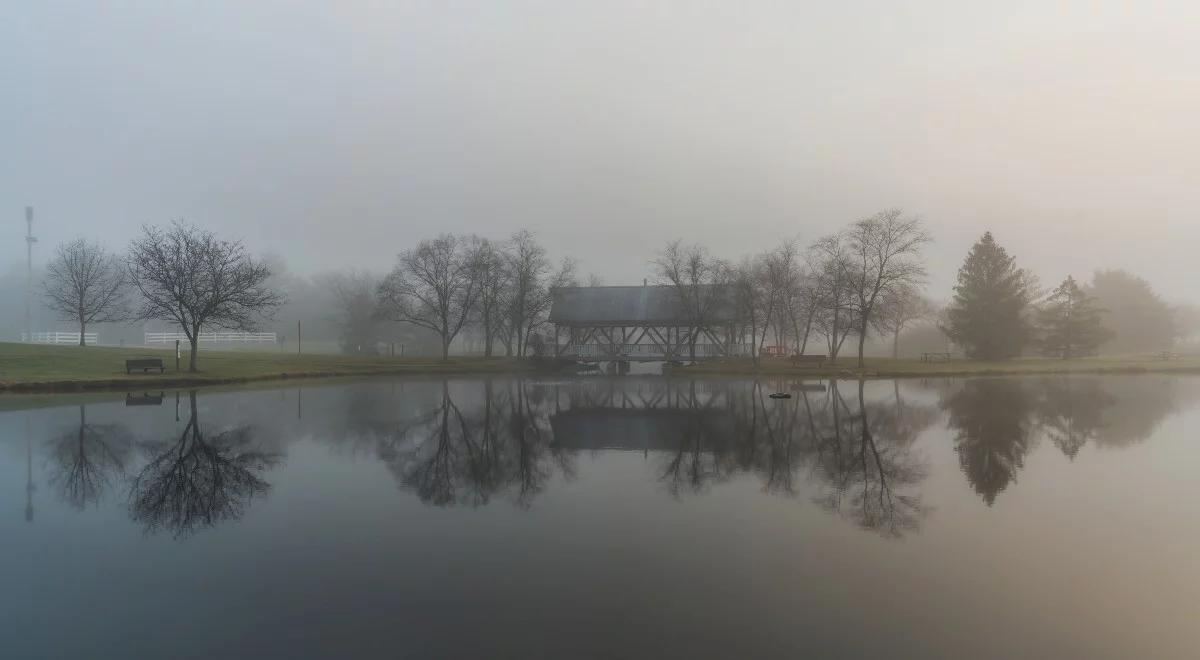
(22, 332, 98, 345)
(145, 331, 278, 345)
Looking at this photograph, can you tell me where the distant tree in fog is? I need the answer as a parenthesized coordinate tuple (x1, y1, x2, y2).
(376, 233, 486, 361)
(127, 222, 282, 372)
(40, 238, 129, 345)
(943, 232, 1037, 360)
(1035, 276, 1112, 359)
(873, 284, 937, 358)
(843, 209, 931, 368)
(1173, 304, 1200, 345)
(1085, 269, 1174, 353)
(327, 271, 383, 355)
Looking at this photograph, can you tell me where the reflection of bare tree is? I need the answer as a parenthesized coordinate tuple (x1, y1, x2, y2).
(129, 391, 280, 537)
(810, 380, 930, 537)
(942, 379, 1036, 506)
(47, 405, 132, 509)
(383, 379, 572, 508)
(1036, 378, 1114, 459)
(658, 381, 738, 497)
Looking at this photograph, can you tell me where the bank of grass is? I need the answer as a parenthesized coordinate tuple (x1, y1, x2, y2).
(0, 342, 532, 392)
(672, 354, 1200, 378)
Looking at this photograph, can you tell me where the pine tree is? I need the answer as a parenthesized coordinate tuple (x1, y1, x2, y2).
(1036, 276, 1112, 358)
(943, 232, 1035, 360)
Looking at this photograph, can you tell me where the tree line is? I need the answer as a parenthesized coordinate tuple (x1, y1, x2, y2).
(32, 213, 1200, 368)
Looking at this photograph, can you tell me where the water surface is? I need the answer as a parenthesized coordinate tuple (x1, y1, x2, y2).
(2, 374, 1199, 659)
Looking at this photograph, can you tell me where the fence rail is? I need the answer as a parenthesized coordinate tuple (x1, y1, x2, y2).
(145, 331, 278, 345)
(21, 332, 98, 345)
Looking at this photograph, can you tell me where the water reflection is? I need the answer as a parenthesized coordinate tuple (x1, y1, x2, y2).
(10, 374, 1196, 540)
(47, 405, 132, 509)
(129, 391, 281, 537)
(364, 377, 939, 537)
(942, 379, 1038, 506)
(364, 381, 570, 508)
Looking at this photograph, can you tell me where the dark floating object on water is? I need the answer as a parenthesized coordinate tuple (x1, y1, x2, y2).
(768, 392, 792, 399)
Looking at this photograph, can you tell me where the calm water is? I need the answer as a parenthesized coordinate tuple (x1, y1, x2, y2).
(2, 374, 1199, 659)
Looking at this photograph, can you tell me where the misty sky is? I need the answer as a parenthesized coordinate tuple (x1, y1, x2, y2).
(3, 1, 1199, 301)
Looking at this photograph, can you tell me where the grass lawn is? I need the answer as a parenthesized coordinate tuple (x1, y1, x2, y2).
(674, 354, 1200, 378)
(0, 342, 530, 391)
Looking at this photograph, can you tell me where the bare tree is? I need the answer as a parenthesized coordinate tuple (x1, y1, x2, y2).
(377, 233, 486, 360)
(808, 234, 857, 360)
(874, 284, 937, 358)
(127, 222, 283, 372)
(652, 240, 732, 362)
(501, 230, 574, 357)
(844, 209, 931, 367)
(732, 256, 769, 364)
(474, 239, 510, 357)
(40, 239, 129, 345)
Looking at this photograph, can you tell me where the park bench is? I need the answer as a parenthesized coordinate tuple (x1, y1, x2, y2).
(790, 354, 828, 368)
(1155, 351, 1180, 361)
(921, 352, 954, 363)
(125, 358, 165, 374)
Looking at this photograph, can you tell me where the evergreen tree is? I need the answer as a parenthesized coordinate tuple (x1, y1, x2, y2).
(1036, 276, 1112, 358)
(943, 232, 1035, 360)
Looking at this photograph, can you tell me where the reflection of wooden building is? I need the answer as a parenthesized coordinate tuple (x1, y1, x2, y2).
(549, 285, 748, 362)
(549, 378, 739, 451)
(550, 408, 734, 451)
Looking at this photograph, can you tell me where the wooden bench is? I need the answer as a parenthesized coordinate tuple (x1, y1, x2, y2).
(125, 358, 165, 374)
(790, 354, 828, 368)
(921, 352, 953, 363)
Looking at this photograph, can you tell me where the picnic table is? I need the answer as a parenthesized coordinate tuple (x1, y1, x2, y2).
(921, 352, 954, 363)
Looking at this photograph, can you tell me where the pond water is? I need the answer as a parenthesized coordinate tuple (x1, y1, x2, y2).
(2, 374, 1199, 659)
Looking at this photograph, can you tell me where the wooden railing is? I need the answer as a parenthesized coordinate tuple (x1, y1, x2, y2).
(559, 343, 753, 360)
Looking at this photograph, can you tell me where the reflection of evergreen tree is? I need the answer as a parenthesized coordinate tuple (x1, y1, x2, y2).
(1036, 378, 1114, 459)
(129, 391, 280, 537)
(48, 405, 132, 509)
(942, 379, 1036, 506)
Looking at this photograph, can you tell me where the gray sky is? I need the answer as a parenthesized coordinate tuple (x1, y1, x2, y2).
(3, 1, 1199, 301)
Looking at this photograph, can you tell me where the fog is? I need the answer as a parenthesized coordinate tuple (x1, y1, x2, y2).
(3, 1, 1199, 301)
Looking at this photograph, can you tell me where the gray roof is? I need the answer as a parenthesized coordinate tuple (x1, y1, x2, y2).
(549, 285, 735, 325)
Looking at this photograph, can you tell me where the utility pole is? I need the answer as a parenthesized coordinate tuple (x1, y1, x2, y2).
(24, 206, 37, 342)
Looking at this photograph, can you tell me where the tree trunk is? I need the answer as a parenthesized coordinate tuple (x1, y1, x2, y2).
(79, 321, 86, 346)
(857, 319, 868, 368)
(441, 337, 450, 361)
(188, 338, 199, 372)
(892, 327, 900, 359)
(750, 320, 759, 366)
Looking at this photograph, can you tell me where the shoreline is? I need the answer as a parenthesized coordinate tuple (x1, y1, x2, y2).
(3, 342, 1199, 394)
